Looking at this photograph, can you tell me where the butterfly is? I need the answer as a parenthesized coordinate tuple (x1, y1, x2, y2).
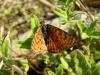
(31, 24, 75, 54)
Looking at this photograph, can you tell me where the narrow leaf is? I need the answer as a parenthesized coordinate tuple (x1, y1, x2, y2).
(55, 64, 63, 75)
(81, 32, 89, 39)
(48, 71, 56, 75)
(92, 62, 100, 75)
(4, 58, 14, 67)
(53, 8, 67, 19)
(31, 16, 39, 33)
(2, 33, 10, 57)
(77, 50, 91, 74)
(86, 20, 97, 35)
(93, 50, 100, 60)
(89, 31, 100, 39)
(77, 20, 85, 34)
(74, 57, 82, 75)
(60, 56, 69, 70)
(67, 0, 74, 6)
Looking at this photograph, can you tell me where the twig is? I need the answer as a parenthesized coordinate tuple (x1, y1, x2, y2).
(76, 0, 94, 21)
(12, 65, 24, 75)
(38, 0, 55, 8)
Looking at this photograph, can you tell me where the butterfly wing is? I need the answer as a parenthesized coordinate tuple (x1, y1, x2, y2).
(31, 26, 47, 54)
(31, 24, 75, 53)
(47, 24, 75, 53)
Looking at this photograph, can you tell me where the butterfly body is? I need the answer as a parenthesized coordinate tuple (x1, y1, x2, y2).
(31, 24, 75, 54)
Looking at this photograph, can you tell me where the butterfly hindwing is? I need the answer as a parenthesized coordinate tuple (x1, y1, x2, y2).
(31, 26, 47, 54)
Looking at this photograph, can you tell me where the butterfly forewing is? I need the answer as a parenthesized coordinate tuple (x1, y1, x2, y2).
(47, 24, 75, 52)
(31, 26, 47, 54)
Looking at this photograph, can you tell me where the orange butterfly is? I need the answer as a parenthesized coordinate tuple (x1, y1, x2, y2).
(31, 24, 75, 54)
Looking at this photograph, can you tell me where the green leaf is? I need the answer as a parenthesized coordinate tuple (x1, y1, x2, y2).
(3, 8, 12, 17)
(93, 50, 100, 60)
(66, 0, 74, 6)
(53, 8, 67, 19)
(48, 71, 56, 75)
(31, 16, 39, 33)
(90, 36, 100, 39)
(89, 55, 95, 65)
(46, 53, 58, 64)
(86, 20, 97, 35)
(90, 31, 100, 36)
(0, 69, 10, 75)
(74, 57, 82, 75)
(16, 30, 33, 49)
(17, 36, 32, 49)
(4, 58, 14, 67)
(55, 64, 63, 75)
(89, 31, 100, 39)
(67, 11, 77, 20)
(2, 34, 9, 57)
(92, 61, 100, 75)
(60, 56, 69, 70)
(82, 45, 90, 56)
(65, 54, 71, 64)
(77, 20, 85, 34)
(81, 32, 89, 39)
(77, 50, 91, 74)
(77, 21, 89, 39)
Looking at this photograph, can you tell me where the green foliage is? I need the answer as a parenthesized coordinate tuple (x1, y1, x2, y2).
(60, 56, 69, 70)
(76, 50, 91, 75)
(19, 58, 29, 72)
(85, 20, 97, 35)
(0, 32, 14, 74)
(0, 69, 10, 75)
(92, 61, 100, 75)
(48, 71, 56, 75)
(3, 8, 12, 17)
(4, 58, 14, 67)
(16, 15, 39, 49)
(1, 35, 13, 66)
(74, 57, 83, 75)
(45, 53, 59, 64)
(58, 0, 74, 6)
(53, 0, 76, 21)
(53, 8, 67, 19)
(17, 37, 32, 49)
(2, 33, 9, 57)
(31, 15, 40, 33)
(53, 8, 77, 20)
(47, 64, 63, 75)
(55, 64, 63, 75)
(93, 50, 100, 60)
(71, 49, 92, 75)
(77, 20, 100, 39)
